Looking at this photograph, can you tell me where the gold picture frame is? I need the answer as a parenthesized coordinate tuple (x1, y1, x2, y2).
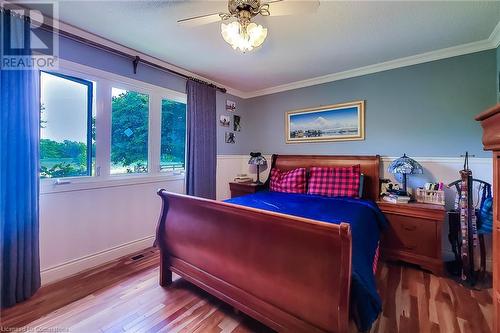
(285, 100, 365, 143)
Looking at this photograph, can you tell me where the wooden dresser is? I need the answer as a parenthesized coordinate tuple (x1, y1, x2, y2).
(476, 104, 500, 333)
(377, 200, 445, 275)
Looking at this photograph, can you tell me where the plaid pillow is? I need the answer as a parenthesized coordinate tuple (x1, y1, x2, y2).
(307, 165, 361, 197)
(270, 168, 307, 194)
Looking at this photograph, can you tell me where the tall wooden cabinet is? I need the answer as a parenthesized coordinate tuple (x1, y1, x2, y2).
(476, 104, 500, 333)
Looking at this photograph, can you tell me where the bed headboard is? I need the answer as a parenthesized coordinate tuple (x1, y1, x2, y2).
(264, 154, 381, 201)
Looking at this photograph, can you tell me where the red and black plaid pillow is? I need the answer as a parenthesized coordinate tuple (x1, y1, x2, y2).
(270, 168, 307, 194)
(307, 165, 361, 198)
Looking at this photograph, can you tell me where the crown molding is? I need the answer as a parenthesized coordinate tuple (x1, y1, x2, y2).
(51, 21, 500, 99)
(241, 34, 499, 99)
(1, 0, 246, 97)
(53, 20, 247, 98)
(7, 0, 498, 99)
(488, 20, 500, 48)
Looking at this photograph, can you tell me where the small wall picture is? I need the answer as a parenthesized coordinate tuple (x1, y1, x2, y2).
(233, 115, 241, 132)
(225, 132, 236, 144)
(285, 100, 365, 143)
(219, 115, 230, 127)
(226, 100, 236, 112)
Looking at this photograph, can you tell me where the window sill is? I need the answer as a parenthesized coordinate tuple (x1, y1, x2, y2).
(40, 173, 185, 195)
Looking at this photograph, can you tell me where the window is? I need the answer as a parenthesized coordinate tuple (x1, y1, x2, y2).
(160, 99, 186, 172)
(110, 88, 149, 174)
(39, 61, 188, 192)
(40, 71, 94, 179)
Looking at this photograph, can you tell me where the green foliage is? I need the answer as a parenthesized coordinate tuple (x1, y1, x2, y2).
(40, 139, 87, 162)
(40, 139, 88, 178)
(40, 98, 95, 178)
(40, 162, 86, 178)
(111, 91, 149, 169)
(125, 162, 148, 174)
(161, 99, 186, 167)
(39, 91, 186, 178)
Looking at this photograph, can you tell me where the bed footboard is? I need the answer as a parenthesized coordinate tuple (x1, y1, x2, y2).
(155, 190, 352, 333)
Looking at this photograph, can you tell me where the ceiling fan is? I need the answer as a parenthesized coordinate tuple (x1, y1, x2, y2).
(177, 0, 320, 53)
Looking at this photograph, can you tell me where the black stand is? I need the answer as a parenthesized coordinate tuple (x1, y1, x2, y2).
(401, 173, 408, 195)
(253, 165, 262, 185)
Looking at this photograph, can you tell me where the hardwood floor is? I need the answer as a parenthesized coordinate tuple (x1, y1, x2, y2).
(372, 261, 492, 333)
(0, 248, 492, 333)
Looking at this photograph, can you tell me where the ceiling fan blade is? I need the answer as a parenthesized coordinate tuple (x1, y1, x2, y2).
(177, 12, 225, 27)
(265, 0, 320, 16)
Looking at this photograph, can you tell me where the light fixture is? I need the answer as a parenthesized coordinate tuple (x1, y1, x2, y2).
(221, 21, 267, 53)
(178, 0, 320, 53)
(248, 152, 267, 184)
(387, 153, 423, 196)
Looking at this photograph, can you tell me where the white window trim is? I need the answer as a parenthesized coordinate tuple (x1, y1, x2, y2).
(40, 58, 187, 195)
(158, 93, 188, 175)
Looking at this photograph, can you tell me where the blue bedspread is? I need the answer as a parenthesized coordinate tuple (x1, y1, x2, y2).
(225, 191, 387, 331)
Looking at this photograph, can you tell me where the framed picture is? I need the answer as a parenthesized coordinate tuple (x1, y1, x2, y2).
(219, 115, 230, 127)
(226, 100, 236, 112)
(225, 132, 235, 144)
(233, 115, 241, 132)
(285, 100, 365, 143)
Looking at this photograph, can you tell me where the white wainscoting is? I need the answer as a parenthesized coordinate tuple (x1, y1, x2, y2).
(41, 156, 493, 285)
(217, 155, 492, 200)
(40, 178, 185, 285)
(380, 156, 493, 204)
(216, 154, 493, 269)
(216, 154, 272, 200)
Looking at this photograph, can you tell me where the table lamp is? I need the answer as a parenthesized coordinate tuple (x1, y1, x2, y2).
(387, 153, 423, 196)
(248, 152, 267, 185)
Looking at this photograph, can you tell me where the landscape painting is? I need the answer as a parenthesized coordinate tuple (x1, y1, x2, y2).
(285, 101, 365, 143)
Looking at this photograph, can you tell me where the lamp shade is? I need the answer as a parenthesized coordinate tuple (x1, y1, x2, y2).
(248, 152, 267, 166)
(221, 21, 267, 53)
(388, 154, 423, 175)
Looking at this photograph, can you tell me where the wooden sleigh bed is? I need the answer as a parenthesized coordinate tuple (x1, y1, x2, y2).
(155, 155, 380, 333)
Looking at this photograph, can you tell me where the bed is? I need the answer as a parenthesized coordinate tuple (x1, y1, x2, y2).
(155, 155, 385, 333)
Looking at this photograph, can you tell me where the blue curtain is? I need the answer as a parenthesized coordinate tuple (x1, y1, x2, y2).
(0, 11, 41, 307)
(185, 80, 217, 199)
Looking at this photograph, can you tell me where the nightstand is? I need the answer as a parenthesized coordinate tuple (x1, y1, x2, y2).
(229, 182, 265, 198)
(377, 200, 445, 275)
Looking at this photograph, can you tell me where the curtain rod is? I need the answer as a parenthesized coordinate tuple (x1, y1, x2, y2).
(37, 23, 227, 93)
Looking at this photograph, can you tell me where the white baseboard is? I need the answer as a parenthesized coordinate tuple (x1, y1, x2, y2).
(40, 235, 155, 285)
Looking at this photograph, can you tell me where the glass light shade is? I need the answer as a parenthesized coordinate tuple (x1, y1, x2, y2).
(248, 155, 267, 166)
(387, 154, 423, 175)
(221, 21, 267, 52)
(248, 152, 267, 165)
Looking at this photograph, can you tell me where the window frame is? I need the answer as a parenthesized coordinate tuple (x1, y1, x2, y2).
(40, 70, 94, 178)
(40, 59, 187, 194)
(159, 96, 187, 174)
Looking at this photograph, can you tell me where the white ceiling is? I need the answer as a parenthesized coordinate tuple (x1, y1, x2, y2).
(39, 1, 500, 94)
